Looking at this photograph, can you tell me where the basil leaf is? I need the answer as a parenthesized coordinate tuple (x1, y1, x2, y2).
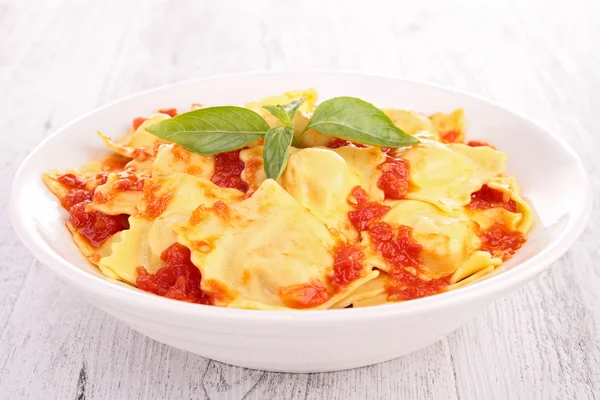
(263, 97, 305, 126)
(263, 125, 294, 180)
(304, 97, 419, 147)
(146, 106, 269, 154)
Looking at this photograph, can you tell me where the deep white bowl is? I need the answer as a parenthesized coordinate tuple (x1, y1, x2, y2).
(10, 72, 592, 372)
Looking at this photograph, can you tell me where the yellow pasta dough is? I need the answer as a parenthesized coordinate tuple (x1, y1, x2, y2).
(42, 90, 534, 310)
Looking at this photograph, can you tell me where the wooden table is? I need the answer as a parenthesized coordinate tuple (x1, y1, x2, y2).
(1, 0, 598, 398)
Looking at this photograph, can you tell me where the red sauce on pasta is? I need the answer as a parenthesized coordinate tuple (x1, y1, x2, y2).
(327, 138, 369, 149)
(57, 173, 86, 189)
(95, 173, 109, 186)
(479, 224, 526, 261)
(467, 140, 496, 149)
(441, 130, 459, 143)
(377, 156, 410, 200)
(63, 189, 93, 210)
(211, 150, 248, 192)
(136, 243, 211, 304)
(132, 148, 152, 162)
(93, 172, 145, 204)
(277, 280, 332, 309)
(330, 244, 365, 291)
(142, 181, 173, 219)
(388, 267, 451, 301)
(189, 201, 229, 226)
(158, 108, 177, 117)
(58, 173, 128, 247)
(469, 185, 516, 212)
(347, 186, 390, 232)
(69, 201, 128, 247)
(112, 173, 145, 192)
(368, 222, 451, 300)
(211, 201, 229, 220)
(345, 185, 450, 300)
(132, 117, 147, 130)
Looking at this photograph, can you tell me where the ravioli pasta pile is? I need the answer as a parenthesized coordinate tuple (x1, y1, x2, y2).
(43, 90, 533, 310)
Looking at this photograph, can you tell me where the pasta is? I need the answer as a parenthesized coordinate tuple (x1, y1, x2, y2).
(43, 90, 534, 310)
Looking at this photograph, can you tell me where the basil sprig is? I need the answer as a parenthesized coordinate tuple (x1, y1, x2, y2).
(145, 96, 419, 183)
(262, 97, 305, 126)
(263, 126, 295, 180)
(145, 106, 269, 154)
(260, 98, 305, 179)
(304, 97, 418, 147)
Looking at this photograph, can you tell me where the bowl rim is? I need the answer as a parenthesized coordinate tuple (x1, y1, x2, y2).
(9, 70, 594, 323)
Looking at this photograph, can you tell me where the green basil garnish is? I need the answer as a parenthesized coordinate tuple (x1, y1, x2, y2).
(304, 96, 419, 147)
(146, 96, 419, 183)
(263, 126, 295, 180)
(145, 106, 269, 154)
(263, 97, 305, 126)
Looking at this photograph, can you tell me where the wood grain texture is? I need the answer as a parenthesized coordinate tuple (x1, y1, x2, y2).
(0, 0, 599, 398)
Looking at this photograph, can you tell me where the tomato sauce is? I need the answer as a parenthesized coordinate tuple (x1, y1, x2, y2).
(241, 157, 263, 194)
(171, 144, 191, 163)
(132, 148, 152, 162)
(330, 244, 365, 291)
(69, 201, 128, 247)
(132, 117, 147, 130)
(377, 156, 410, 200)
(93, 172, 145, 204)
(347, 186, 391, 233)
(57, 173, 86, 189)
(468, 185, 516, 212)
(211, 201, 229, 220)
(189, 201, 229, 226)
(479, 224, 526, 261)
(368, 222, 451, 300)
(63, 189, 93, 210)
(467, 140, 496, 149)
(277, 280, 332, 309)
(387, 266, 451, 301)
(142, 181, 173, 219)
(441, 130, 459, 143)
(327, 138, 369, 149)
(136, 243, 211, 304)
(95, 172, 109, 186)
(344, 185, 449, 300)
(158, 108, 177, 117)
(58, 173, 128, 247)
(112, 173, 144, 192)
(211, 150, 248, 192)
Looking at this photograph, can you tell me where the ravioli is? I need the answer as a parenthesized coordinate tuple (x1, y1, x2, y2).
(399, 137, 507, 211)
(43, 90, 535, 310)
(176, 179, 376, 308)
(89, 170, 146, 215)
(478, 176, 533, 233)
(279, 148, 362, 240)
(363, 200, 482, 278)
(99, 173, 244, 284)
(329, 146, 387, 202)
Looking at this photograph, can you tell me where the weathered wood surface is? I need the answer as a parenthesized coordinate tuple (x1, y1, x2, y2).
(0, 0, 598, 398)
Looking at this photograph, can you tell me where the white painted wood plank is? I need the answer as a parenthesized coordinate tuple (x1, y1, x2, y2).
(0, 0, 598, 399)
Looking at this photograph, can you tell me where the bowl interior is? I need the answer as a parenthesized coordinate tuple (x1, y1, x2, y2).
(10, 72, 592, 307)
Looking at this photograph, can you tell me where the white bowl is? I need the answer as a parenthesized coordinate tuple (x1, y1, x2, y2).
(10, 71, 592, 373)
